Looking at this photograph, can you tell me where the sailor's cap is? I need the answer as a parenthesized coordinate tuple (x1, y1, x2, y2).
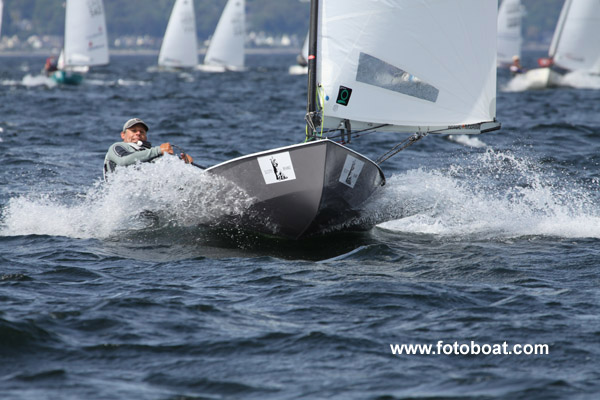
(122, 118, 149, 132)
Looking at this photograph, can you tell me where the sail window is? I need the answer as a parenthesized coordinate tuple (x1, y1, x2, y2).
(356, 53, 439, 103)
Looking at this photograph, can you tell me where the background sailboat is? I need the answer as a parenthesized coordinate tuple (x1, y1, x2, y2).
(196, 0, 245, 72)
(520, 0, 600, 88)
(206, 0, 499, 239)
(0, 0, 3, 39)
(288, 31, 309, 75)
(497, 0, 525, 67)
(52, 0, 110, 85)
(549, 0, 600, 78)
(158, 0, 198, 69)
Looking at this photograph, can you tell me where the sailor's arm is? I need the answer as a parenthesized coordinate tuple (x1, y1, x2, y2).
(106, 142, 171, 166)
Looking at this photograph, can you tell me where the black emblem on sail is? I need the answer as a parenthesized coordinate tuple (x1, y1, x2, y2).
(336, 86, 353, 106)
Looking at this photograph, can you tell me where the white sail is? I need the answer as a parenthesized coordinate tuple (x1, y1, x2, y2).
(57, 49, 65, 70)
(289, 31, 309, 75)
(317, 0, 498, 134)
(63, 0, 109, 67)
(0, 0, 4, 38)
(158, 0, 198, 68)
(299, 31, 309, 65)
(202, 0, 245, 70)
(497, 0, 524, 66)
(549, 0, 600, 73)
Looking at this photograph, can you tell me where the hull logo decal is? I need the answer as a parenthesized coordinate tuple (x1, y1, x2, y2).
(258, 152, 297, 184)
(339, 155, 364, 188)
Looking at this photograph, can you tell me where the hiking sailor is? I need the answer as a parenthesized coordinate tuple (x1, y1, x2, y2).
(510, 55, 524, 75)
(103, 118, 193, 180)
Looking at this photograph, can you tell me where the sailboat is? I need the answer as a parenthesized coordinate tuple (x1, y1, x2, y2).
(206, 0, 500, 240)
(158, 0, 198, 69)
(520, 0, 600, 89)
(0, 1, 4, 39)
(288, 31, 309, 75)
(196, 0, 245, 72)
(51, 0, 110, 85)
(497, 0, 524, 68)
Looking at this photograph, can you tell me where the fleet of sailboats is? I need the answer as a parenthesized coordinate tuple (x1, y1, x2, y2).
(158, 0, 198, 69)
(206, 0, 500, 239)
(196, 0, 246, 72)
(518, 0, 600, 89)
(50, 0, 110, 85)
(7, 0, 597, 238)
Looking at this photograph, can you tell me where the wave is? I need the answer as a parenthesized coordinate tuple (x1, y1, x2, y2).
(447, 134, 487, 148)
(373, 149, 600, 239)
(0, 157, 253, 239)
(502, 70, 600, 92)
(20, 74, 57, 88)
(3, 150, 600, 242)
(561, 71, 600, 90)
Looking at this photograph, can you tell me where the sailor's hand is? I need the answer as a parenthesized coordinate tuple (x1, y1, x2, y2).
(180, 153, 193, 164)
(160, 143, 174, 155)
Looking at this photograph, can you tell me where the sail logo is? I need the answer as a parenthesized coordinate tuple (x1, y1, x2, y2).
(339, 155, 364, 188)
(258, 152, 297, 184)
(336, 86, 353, 106)
(87, 0, 104, 17)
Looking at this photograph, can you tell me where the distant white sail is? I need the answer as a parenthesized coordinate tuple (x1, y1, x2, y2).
(318, 0, 498, 134)
(63, 0, 109, 67)
(289, 31, 309, 75)
(203, 0, 245, 70)
(497, 0, 524, 66)
(158, 0, 198, 68)
(549, 0, 600, 73)
(299, 31, 309, 65)
(0, 0, 4, 38)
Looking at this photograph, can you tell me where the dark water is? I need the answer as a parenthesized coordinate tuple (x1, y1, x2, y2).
(1, 53, 600, 399)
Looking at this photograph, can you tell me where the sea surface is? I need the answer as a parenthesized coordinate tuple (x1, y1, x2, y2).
(1, 52, 599, 399)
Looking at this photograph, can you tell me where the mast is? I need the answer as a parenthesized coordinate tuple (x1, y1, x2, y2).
(306, 0, 319, 137)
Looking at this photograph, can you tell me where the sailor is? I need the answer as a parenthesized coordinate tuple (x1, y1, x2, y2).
(103, 118, 193, 180)
(44, 56, 58, 76)
(509, 55, 524, 75)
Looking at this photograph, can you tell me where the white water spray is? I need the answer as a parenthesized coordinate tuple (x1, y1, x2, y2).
(375, 149, 600, 239)
(0, 157, 253, 239)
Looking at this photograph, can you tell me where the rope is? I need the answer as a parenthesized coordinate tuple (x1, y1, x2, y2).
(324, 124, 389, 143)
(305, 85, 326, 142)
(171, 144, 206, 169)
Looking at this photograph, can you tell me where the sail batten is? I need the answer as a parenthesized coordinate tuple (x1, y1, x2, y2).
(317, 0, 498, 134)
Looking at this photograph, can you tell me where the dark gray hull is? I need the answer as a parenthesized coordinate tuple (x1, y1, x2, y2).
(206, 139, 385, 239)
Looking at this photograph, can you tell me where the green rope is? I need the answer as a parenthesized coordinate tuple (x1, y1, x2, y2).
(305, 85, 326, 142)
